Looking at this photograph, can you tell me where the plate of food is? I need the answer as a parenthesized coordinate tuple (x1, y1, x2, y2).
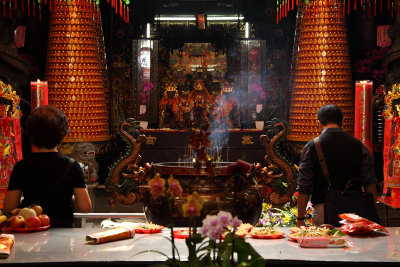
(221, 223, 253, 239)
(132, 223, 164, 234)
(249, 227, 285, 239)
(287, 226, 345, 242)
(2, 225, 51, 233)
(237, 223, 253, 233)
(173, 230, 192, 239)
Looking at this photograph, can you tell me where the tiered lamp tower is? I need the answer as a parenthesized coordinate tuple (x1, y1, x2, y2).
(45, 0, 110, 142)
(288, 0, 354, 141)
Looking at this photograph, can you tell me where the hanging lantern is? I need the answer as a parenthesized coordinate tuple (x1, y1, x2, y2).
(288, 0, 354, 141)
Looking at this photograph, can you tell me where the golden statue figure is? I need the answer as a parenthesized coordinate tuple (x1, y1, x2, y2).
(212, 82, 240, 128)
(187, 79, 214, 127)
(159, 83, 181, 129)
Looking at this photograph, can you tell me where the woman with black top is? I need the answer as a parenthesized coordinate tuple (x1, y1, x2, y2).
(3, 105, 92, 227)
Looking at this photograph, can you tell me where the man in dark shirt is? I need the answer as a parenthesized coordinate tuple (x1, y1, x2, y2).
(296, 105, 378, 226)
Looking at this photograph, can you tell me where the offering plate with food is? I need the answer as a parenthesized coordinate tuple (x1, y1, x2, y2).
(249, 227, 285, 239)
(222, 223, 254, 238)
(287, 226, 347, 248)
(173, 229, 192, 239)
(2, 205, 51, 233)
(131, 222, 164, 234)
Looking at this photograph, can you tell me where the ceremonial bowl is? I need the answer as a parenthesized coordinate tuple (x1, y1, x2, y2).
(140, 162, 263, 227)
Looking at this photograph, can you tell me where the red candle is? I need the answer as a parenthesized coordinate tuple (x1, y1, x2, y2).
(355, 80, 373, 154)
(30, 79, 48, 110)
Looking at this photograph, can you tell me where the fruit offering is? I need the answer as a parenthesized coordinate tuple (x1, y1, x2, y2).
(5, 205, 50, 229)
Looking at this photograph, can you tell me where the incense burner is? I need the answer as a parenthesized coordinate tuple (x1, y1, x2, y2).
(105, 118, 296, 226)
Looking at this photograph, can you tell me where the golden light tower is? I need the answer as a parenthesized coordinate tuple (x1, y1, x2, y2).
(45, 0, 110, 143)
(288, 0, 354, 141)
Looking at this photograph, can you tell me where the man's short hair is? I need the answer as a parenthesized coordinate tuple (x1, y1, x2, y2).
(25, 105, 69, 149)
(317, 104, 343, 126)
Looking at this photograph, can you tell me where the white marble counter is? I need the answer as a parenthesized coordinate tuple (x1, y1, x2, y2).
(1, 227, 400, 265)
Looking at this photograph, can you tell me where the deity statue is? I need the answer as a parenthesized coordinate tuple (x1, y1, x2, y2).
(177, 90, 192, 129)
(159, 83, 180, 129)
(212, 82, 240, 128)
(187, 79, 214, 127)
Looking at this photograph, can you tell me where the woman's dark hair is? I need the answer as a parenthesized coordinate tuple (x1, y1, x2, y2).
(25, 105, 69, 149)
(317, 104, 343, 126)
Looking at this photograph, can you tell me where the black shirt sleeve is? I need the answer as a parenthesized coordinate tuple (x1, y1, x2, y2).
(7, 161, 24, 191)
(70, 160, 87, 188)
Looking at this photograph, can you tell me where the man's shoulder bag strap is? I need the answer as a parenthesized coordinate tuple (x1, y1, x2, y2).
(313, 136, 332, 189)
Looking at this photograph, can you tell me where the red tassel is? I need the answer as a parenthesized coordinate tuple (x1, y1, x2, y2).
(277, 6, 279, 23)
(388, 0, 390, 10)
(292, 0, 294, 10)
(39, 5, 41, 21)
(343, 0, 346, 16)
(44, 0, 46, 5)
(120, 0, 122, 17)
(391, 2, 394, 17)
(127, 6, 129, 23)
(348, 0, 350, 14)
(296, 0, 298, 6)
(9, 2, 11, 18)
(285, 0, 288, 17)
(115, 0, 118, 14)
(48, 0, 51, 12)
(33, 1, 36, 17)
(368, 1, 371, 17)
(3, 0, 6, 17)
(22, 0, 24, 12)
(15, 0, 17, 9)
(355, 0, 357, 10)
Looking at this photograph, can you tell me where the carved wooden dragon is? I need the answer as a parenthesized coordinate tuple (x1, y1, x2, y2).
(258, 118, 297, 206)
(105, 118, 147, 206)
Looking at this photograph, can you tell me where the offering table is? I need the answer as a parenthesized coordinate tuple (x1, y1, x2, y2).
(2, 227, 400, 266)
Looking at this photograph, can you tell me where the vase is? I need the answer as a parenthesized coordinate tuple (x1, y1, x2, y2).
(255, 121, 264, 130)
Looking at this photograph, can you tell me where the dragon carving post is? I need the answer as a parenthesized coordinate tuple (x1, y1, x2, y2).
(105, 118, 148, 206)
(258, 118, 297, 206)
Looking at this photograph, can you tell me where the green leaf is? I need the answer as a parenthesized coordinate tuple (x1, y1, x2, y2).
(330, 228, 346, 236)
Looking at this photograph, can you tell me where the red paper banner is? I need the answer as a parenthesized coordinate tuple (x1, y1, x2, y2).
(13, 118, 22, 161)
(383, 118, 393, 194)
(355, 81, 373, 154)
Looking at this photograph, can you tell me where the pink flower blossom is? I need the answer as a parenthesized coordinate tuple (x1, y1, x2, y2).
(200, 211, 242, 240)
